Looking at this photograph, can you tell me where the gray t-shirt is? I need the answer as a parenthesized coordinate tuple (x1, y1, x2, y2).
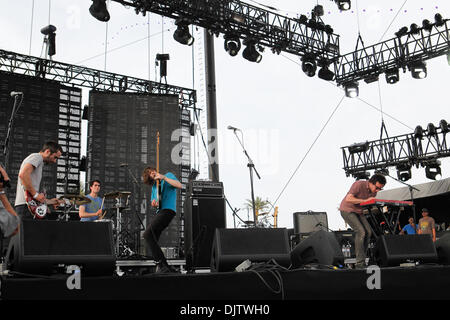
(15, 153, 44, 206)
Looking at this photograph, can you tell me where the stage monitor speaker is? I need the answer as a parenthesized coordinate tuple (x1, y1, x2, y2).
(375, 234, 438, 267)
(184, 196, 226, 270)
(290, 230, 344, 267)
(434, 232, 450, 265)
(293, 211, 328, 235)
(210, 228, 291, 272)
(6, 220, 116, 276)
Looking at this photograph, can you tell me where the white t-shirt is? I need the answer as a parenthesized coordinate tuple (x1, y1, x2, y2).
(14, 153, 44, 206)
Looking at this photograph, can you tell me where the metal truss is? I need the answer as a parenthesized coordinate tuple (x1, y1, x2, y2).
(113, 0, 341, 61)
(342, 123, 450, 177)
(334, 20, 450, 85)
(0, 49, 196, 108)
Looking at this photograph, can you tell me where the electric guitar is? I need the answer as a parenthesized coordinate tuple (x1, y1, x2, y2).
(156, 131, 162, 210)
(25, 191, 71, 219)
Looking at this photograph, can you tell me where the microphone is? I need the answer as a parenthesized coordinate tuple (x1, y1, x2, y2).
(227, 125, 240, 131)
(10, 91, 23, 96)
(119, 163, 128, 167)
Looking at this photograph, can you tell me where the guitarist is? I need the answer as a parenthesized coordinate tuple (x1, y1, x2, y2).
(14, 141, 62, 220)
(142, 166, 182, 273)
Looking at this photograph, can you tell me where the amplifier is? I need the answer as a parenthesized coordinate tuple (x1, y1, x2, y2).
(187, 180, 224, 198)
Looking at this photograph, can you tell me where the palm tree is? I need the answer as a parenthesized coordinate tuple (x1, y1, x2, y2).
(244, 196, 271, 217)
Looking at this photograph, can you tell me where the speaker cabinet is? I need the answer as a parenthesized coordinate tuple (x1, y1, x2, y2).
(210, 228, 291, 272)
(6, 220, 116, 276)
(184, 196, 226, 270)
(436, 233, 450, 265)
(293, 211, 328, 235)
(290, 230, 344, 267)
(375, 234, 438, 267)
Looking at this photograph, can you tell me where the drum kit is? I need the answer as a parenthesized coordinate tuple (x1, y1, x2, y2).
(59, 190, 133, 257)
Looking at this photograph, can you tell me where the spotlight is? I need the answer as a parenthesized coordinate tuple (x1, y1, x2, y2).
(242, 40, 262, 63)
(353, 171, 370, 180)
(395, 26, 408, 38)
(224, 35, 241, 57)
(427, 123, 437, 136)
(409, 61, 427, 79)
(409, 23, 420, 35)
(440, 119, 449, 133)
(318, 65, 335, 81)
(385, 68, 399, 84)
(173, 20, 194, 46)
(434, 13, 444, 27)
(301, 55, 317, 77)
(335, 0, 351, 11)
(422, 19, 433, 32)
(89, 0, 110, 22)
(414, 125, 424, 139)
(344, 81, 359, 98)
(348, 141, 369, 154)
(425, 161, 442, 180)
(396, 163, 412, 182)
(41, 25, 56, 57)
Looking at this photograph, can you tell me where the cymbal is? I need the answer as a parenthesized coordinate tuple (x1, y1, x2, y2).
(61, 194, 91, 205)
(104, 191, 132, 199)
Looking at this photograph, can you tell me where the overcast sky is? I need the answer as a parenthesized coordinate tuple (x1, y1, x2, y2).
(1, 0, 449, 231)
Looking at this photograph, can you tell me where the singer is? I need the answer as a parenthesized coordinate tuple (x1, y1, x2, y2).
(142, 166, 182, 273)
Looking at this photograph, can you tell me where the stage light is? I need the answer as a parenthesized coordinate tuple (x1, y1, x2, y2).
(335, 0, 351, 11)
(422, 19, 433, 32)
(409, 23, 420, 35)
(224, 35, 241, 57)
(395, 26, 408, 38)
(301, 55, 317, 77)
(242, 41, 262, 63)
(344, 81, 359, 98)
(414, 125, 424, 139)
(41, 25, 56, 57)
(375, 168, 389, 176)
(427, 123, 437, 136)
(173, 20, 194, 46)
(385, 68, 399, 84)
(89, 0, 110, 22)
(348, 141, 369, 154)
(409, 61, 427, 79)
(425, 161, 442, 180)
(435, 13, 444, 27)
(396, 163, 412, 182)
(353, 171, 370, 180)
(440, 119, 449, 133)
(318, 65, 335, 81)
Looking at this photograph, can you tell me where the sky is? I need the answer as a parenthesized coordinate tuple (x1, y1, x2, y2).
(0, 0, 449, 231)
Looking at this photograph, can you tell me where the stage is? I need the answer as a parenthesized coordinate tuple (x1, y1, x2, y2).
(2, 260, 450, 301)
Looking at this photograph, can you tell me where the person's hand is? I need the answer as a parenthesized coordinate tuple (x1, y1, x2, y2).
(154, 173, 165, 181)
(97, 209, 103, 217)
(35, 193, 46, 203)
(151, 199, 159, 207)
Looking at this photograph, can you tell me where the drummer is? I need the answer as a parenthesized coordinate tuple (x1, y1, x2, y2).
(79, 180, 103, 221)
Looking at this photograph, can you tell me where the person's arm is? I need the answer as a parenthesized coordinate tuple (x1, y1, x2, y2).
(156, 173, 182, 189)
(0, 191, 17, 217)
(344, 193, 375, 205)
(79, 204, 101, 219)
(18, 163, 45, 203)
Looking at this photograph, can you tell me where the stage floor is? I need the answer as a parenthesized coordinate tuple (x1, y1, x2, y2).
(2, 260, 450, 301)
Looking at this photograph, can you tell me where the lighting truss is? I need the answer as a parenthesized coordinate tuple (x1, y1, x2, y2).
(334, 20, 450, 85)
(0, 49, 196, 108)
(112, 0, 341, 61)
(341, 123, 450, 177)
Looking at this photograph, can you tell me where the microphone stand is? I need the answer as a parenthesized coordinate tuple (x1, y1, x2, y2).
(231, 129, 261, 226)
(124, 165, 145, 231)
(3, 94, 24, 168)
(386, 173, 420, 223)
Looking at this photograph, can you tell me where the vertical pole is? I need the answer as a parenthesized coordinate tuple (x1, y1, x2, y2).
(204, 30, 219, 182)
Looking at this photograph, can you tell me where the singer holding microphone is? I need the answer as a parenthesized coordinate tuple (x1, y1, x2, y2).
(142, 166, 181, 273)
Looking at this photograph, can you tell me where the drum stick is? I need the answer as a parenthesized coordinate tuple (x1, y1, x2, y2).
(99, 197, 106, 220)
